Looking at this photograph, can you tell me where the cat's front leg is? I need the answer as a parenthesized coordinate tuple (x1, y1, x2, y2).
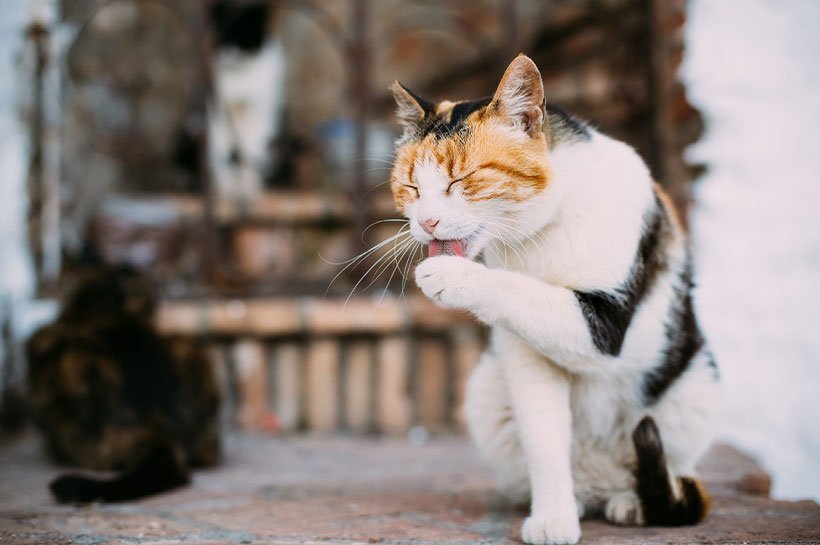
(500, 335, 581, 545)
(416, 257, 601, 368)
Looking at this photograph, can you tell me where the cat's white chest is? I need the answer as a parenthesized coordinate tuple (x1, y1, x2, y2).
(568, 373, 642, 506)
(570, 374, 636, 440)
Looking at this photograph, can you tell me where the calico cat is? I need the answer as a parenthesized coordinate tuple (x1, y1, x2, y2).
(389, 55, 719, 544)
(26, 265, 221, 503)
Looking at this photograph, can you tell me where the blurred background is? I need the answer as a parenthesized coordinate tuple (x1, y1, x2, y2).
(0, 0, 817, 502)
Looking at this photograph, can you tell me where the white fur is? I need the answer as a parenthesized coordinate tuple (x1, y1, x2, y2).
(209, 40, 285, 200)
(409, 131, 718, 544)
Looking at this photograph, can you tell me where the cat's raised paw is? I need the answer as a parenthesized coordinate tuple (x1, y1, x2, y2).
(521, 511, 581, 545)
(414, 255, 485, 310)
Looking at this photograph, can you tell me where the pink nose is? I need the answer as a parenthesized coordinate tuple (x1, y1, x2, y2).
(419, 218, 440, 235)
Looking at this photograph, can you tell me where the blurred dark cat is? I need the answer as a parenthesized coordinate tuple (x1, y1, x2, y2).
(26, 265, 221, 503)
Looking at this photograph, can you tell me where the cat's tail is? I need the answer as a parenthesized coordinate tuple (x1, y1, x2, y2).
(631, 415, 710, 526)
(49, 443, 189, 503)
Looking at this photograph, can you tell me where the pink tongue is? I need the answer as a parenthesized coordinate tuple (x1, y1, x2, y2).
(429, 239, 466, 258)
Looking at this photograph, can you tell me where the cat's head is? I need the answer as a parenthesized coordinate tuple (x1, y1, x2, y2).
(389, 55, 553, 259)
(61, 265, 157, 324)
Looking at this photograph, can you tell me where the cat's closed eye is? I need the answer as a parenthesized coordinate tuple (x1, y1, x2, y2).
(402, 184, 420, 197)
(445, 179, 460, 195)
(446, 171, 475, 195)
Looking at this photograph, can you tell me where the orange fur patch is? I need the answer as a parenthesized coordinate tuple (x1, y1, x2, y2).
(391, 107, 550, 211)
(653, 182, 683, 232)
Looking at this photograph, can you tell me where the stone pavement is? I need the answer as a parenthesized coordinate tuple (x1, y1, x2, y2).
(0, 433, 818, 544)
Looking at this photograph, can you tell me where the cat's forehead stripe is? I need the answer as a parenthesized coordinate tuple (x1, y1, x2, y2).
(415, 96, 493, 140)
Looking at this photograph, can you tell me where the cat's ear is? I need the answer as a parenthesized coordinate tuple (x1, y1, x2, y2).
(390, 81, 433, 140)
(490, 55, 545, 137)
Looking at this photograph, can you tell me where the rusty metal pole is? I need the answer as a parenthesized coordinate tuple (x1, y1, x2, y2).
(25, 22, 49, 293)
(349, 0, 370, 256)
(502, 0, 519, 65)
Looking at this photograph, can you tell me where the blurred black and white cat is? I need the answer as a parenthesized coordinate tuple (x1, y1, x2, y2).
(208, 1, 285, 199)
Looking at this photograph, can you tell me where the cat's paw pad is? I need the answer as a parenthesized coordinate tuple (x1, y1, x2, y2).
(414, 256, 483, 310)
(605, 490, 645, 526)
(521, 510, 581, 545)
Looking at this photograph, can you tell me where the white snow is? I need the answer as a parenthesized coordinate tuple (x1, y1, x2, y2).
(0, 3, 39, 373)
(0, 4, 35, 304)
(682, 0, 820, 501)
(0, 1, 60, 375)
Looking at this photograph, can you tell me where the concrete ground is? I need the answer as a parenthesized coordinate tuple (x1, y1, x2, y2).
(0, 433, 818, 545)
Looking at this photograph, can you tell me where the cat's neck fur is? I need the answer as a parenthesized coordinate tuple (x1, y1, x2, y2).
(483, 129, 662, 291)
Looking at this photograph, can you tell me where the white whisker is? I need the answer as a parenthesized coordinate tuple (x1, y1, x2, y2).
(343, 238, 416, 310)
(376, 237, 419, 306)
(362, 218, 408, 238)
(323, 227, 412, 296)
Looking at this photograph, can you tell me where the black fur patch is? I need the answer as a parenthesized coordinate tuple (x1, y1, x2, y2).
(404, 93, 590, 146)
(210, 1, 270, 52)
(641, 260, 706, 405)
(574, 195, 668, 356)
(545, 103, 591, 147)
(399, 83, 436, 116)
(415, 97, 492, 140)
(632, 416, 709, 526)
(574, 291, 631, 356)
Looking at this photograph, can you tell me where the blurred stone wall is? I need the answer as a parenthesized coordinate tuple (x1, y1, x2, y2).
(57, 0, 201, 269)
(280, 0, 700, 211)
(52, 0, 700, 297)
(14, 0, 707, 435)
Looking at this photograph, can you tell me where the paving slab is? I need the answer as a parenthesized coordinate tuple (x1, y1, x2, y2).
(0, 433, 817, 544)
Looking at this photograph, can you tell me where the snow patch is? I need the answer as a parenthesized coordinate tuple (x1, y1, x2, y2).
(682, 0, 820, 501)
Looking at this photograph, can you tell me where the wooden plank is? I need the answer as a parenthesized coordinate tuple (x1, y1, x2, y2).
(156, 299, 302, 336)
(305, 339, 339, 432)
(304, 297, 405, 335)
(344, 340, 373, 433)
(407, 297, 475, 330)
(210, 299, 302, 336)
(376, 336, 411, 435)
(157, 296, 475, 337)
(99, 190, 397, 225)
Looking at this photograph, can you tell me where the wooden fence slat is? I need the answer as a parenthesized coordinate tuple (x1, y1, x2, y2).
(416, 338, 448, 431)
(306, 339, 339, 432)
(207, 344, 235, 429)
(376, 336, 411, 435)
(345, 340, 372, 433)
(273, 342, 303, 432)
(233, 339, 269, 431)
(451, 327, 483, 430)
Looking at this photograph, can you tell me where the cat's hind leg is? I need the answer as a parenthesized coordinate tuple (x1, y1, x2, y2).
(464, 352, 530, 505)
